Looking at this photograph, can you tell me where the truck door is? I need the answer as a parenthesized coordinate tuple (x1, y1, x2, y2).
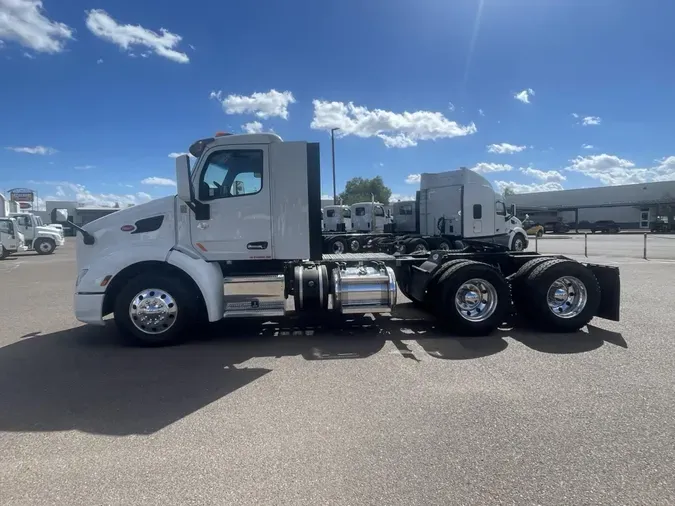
(462, 184, 496, 238)
(0, 219, 18, 250)
(373, 205, 386, 231)
(15, 215, 34, 241)
(189, 144, 272, 261)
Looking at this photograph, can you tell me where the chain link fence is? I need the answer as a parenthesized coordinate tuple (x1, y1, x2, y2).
(525, 233, 675, 260)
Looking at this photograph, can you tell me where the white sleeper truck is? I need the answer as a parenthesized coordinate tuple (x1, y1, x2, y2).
(0, 217, 28, 259)
(55, 132, 621, 347)
(322, 205, 352, 232)
(10, 212, 64, 255)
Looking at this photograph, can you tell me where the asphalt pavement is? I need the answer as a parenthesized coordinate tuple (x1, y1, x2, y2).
(1, 240, 673, 505)
(527, 232, 675, 260)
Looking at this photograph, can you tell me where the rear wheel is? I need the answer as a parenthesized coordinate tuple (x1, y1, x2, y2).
(114, 273, 199, 346)
(536, 229, 543, 238)
(34, 238, 55, 255)
(348, 238, 362, 252)
(328, 237, 348, 254)
(406, 238, 429, 254)
(434, 261, 511, 336)
(518, 259, 600, 332)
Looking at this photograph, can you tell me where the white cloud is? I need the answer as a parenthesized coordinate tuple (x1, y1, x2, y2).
(96, 58, 103, 64)
(6, 145, 57, 155)
(85, 9, 189, 63)
(582, 116, 601, 126)
(514, 88, 535, 104)
(487, 142, 526, 154)
(572, 113, 579, 118)
(565, 153, 675, 185)
(470, 162, 513, 174)
(0, 0, 74, 53)
(36, 181, 155, 207)
(390, 193, 415, 202)
(448, 102, 455, 112)
(478, 108, 485, 116)
(74, 165, 95, 170)
(242, 121, 263, 134)
(311, 100, 477, 148)
(495, 180, 564, 194)
(519, 167, 566, 183)
(168, 152, 195, 159)
(405, 174, 421, 184)
(23, 51, 34, 59)
(582, 144, 594, 149)
(211, 89, 296, 119)
(320, 194, 333, 200)
(141, 176, 176, 186)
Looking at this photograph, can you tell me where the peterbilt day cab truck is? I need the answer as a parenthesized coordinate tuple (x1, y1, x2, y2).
(0, 217, 28, 259)
(55, 132, 621, 347)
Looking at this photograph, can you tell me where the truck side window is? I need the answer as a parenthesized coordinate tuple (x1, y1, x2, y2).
(399, 204, 412, 215)
(355, 207, 365, 216)
(326, 209, 335, 218)
(343, 209, 351, 218)
(495, 201, 506, 216)
(0, 221, 11, 234)
(199, 149, 263, 201)
(374, 206, 385, 217)
(473, 204, 482, 219)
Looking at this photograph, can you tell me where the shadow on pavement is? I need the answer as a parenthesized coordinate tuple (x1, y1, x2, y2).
(0, 305, 626, 436)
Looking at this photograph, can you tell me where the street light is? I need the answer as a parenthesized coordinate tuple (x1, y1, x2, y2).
(331, 127, 340, 205)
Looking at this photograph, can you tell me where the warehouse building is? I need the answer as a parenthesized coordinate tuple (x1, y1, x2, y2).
(506, 180, 675, 230)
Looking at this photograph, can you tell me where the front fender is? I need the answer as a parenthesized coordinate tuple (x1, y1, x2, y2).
(166, 249, 224, 322)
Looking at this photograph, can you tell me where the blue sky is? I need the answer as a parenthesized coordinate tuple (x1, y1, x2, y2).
(2, 0, 675, 208)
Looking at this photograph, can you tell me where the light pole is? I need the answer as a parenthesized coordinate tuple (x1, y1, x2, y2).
(331, 127, 339, 204)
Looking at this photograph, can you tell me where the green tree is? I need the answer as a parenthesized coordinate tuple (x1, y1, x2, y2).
(338, 176, 392, 205)
(503, 186, 516, 196)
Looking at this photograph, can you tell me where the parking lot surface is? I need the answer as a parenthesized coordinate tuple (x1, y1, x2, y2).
(1, 239, 674, 505)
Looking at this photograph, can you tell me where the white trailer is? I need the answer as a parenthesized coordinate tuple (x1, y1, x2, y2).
(0, 217, 28, 259)
(55, 132, 621, 347)
(9, 212, 64, 255)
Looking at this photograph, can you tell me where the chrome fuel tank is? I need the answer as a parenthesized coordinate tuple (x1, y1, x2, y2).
(332, 264, 397, 314)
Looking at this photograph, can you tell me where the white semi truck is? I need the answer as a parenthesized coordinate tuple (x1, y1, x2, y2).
(323, 169, 529, 254)
(54, 132, 621, 347)
(322, 204, 352, 232)
(0, 217, 28, 259)
(8, 212, 64, 255)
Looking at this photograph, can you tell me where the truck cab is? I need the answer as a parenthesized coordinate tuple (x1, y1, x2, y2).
(10, 212, 65, 255)
(351, 202, 388, 232)
(323, 205, 352, 232)
(0, 217, 28, 259)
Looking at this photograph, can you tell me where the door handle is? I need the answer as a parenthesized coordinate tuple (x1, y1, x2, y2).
(247, 241, 269, 250)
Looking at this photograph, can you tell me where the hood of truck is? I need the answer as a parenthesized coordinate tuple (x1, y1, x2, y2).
(35, 226, 63, 238)
(76, 196, 178, 269)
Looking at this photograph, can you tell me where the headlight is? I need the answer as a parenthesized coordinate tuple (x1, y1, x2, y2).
(76, 269, 88, 287)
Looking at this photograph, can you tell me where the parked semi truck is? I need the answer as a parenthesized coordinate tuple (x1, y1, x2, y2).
(54, 132, 621, 347)
(0, 217, 28, 259)
(322, 169, 529, 255)
(322, 204, 352, 232)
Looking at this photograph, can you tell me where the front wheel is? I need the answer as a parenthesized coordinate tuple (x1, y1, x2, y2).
(0, 246, 8, 260)
(34, 238, 55, 255)
(511, 233, 526, 251)
(536, 230, 543, 238)
(114, 273, 200, 346)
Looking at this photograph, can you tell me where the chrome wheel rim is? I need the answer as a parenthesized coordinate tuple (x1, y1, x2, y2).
(438, 242, 450, 251)
(332, 241, 345, 254)
(39, 241, 53, 253)
(414, 243, 427, 253)
(547, 276, 587, 318)
(454, 278, 498, 322)
(513, 237, 524, 251)
(396, 244, 406, 253)
(129, 288, 178, 334)
(349, 239, 360, 252)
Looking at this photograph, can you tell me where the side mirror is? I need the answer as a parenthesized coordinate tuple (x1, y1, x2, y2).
(176, 154, 192, 202)
(509, 204, 516, 216)
(52, 208, 68, 223)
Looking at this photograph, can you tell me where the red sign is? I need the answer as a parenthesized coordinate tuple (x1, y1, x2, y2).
(19, 202, 32, 209)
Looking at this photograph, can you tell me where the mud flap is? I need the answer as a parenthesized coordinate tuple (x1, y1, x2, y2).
(585, 263, 620, 321)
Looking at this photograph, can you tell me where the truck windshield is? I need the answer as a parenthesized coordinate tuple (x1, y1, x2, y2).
(36, 217, 44, 226)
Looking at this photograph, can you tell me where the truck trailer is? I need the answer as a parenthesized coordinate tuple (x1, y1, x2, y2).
(54, 132, 621, 347)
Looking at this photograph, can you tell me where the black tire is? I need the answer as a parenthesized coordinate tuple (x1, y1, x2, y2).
(114, 273, 200, 346)
(406, 238, 429, 254)
(0, 246, 8, 260)
(536, 230, 543, 238)
(509, 257, 556, 319)
(522, 259, 600, 332)
(435, 261, 511, 336)
(426, 259, 472, 313)
(34, 238, 56, 255)
(328, 237, 348, 254)
(348, 237, 362, 252)
(511, 233, 526, 252)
